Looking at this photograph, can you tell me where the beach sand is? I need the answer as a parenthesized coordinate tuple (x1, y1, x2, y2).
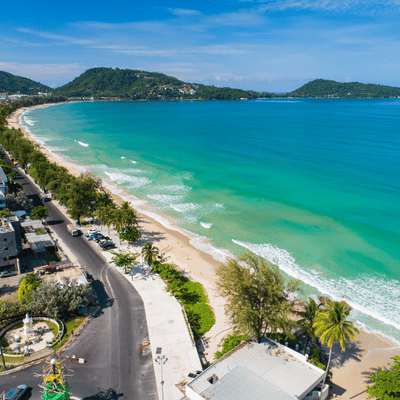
(7, 105, 400, 399)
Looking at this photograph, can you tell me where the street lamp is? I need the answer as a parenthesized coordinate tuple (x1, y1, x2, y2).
(91, 201, 96, 224)
(155, 354, 168, 400)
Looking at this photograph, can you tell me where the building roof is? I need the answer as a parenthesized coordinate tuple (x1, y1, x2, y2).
(187, 339, 325, 400)
(0, 166, 7, 183)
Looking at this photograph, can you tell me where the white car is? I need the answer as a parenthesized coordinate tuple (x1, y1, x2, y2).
(0, 271, 15, 278)
(5, 384, 28, 400)
(88, 228, 99, 234)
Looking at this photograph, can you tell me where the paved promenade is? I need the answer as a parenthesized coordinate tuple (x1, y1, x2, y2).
(102, 248, 202, 400)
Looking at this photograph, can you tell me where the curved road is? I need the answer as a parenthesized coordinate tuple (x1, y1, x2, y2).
(0, 149, 158, 399)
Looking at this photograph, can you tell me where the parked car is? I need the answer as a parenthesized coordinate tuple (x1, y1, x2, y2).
(88, 228, 99, 234)
(83, 233, 93, 241)
(101, 243, 115, 250)
(92, 233, 104, 240)
(4, 384, 28, 400)
(0, 271, 15, 278)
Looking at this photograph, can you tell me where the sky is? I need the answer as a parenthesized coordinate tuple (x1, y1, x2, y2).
(1, 0, 400, 92)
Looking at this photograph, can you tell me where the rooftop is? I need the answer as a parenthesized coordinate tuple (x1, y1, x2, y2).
(187, 338, 325, 400)
(0, 166, 7, 183)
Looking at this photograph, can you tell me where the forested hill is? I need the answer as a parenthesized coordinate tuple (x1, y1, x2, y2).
(290, 79, 400, 98)
(54, 67, 270, 100)
(0, 71, 51, 95)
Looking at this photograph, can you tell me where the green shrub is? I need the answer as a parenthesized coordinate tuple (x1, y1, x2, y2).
(153, 262, 215, 339)
(215, 334, 251, 360)
(185, 303, 215, 339)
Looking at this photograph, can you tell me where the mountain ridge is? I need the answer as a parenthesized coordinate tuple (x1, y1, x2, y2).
(2, 69, 400, 99)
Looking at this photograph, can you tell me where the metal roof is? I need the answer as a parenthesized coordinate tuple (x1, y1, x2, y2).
(201, 367, 294, 400)
(188, 339, 325, 400)
(0, 166, 7, 183)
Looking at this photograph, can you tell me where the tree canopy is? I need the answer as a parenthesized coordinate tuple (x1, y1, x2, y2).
(366, 356, 400, 400)
(30, 205, 49, 222)
(18, 273, 43, 303)
(216, 252, 299, 342)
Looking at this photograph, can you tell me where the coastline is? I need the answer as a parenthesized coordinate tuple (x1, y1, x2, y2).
(8, 104, 400, 399)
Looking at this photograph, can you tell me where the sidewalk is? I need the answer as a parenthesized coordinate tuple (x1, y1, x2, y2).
(102, 249, 202, 400)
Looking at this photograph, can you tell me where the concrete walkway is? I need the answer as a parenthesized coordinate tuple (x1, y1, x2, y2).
(101, 249, 202, 400)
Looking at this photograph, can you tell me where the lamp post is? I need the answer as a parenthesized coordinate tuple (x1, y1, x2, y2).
(155, 354, 168, 400)
(91, 201, 96, 225)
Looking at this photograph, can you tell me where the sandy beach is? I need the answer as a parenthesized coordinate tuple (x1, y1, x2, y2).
(7, 104, 400, 399)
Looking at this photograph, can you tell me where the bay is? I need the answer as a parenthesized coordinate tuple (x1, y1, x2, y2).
(23, 98, 400, 341)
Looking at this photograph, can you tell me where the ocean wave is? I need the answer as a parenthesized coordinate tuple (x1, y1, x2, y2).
(157, 184, 191, 193)
(74, 140, 89, 147)
(213, 203, 225, 209)
(200, 222, 213, 229)
(121, 156, 126, 159)
(232, 239, 400, 332)
(23, 117, 36, 126)
(171, 203, 201, 213)
(147, 194, 185, 203)
(130, 160, 137, 164)
(105, 171, 152, 188)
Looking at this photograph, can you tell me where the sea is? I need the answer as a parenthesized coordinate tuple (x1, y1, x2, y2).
(21, 99, 400, 343)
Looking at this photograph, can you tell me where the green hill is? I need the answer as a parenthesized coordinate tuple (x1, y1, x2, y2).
(0, 71, 51, 95)
(54, 67, 270, 100)
(290, 79, 400, 98)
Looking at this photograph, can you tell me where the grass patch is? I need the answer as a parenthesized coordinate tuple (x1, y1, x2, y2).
(153, 262, 215, 340)
(44, 320, 59, 336)
(52, 316, 86, 351)
(3, 355, 25, 363)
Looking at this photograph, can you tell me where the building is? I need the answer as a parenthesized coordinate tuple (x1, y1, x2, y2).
(183, 338, 329, 400)
(0, 166, 8, 209)
(0, 216, 22, 272)
(21, 219, 54, 254)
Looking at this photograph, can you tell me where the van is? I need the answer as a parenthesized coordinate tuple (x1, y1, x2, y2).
(67, 224, 79, 237)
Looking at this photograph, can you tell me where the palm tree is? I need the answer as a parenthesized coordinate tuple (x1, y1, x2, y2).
(298, 298, 321, 354)
(111, 208, 125, 243)
(142, 241, 159, 268)
(313, 300, 359, 386)
(95, 205, 115, 234)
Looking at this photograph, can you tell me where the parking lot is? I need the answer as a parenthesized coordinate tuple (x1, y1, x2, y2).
(0, 272, 26, 301)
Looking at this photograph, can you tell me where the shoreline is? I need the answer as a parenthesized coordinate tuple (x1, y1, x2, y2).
(8, 104, 400, 400)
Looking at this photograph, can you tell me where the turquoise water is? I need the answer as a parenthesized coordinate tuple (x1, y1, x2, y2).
(23, 99, 400, 341)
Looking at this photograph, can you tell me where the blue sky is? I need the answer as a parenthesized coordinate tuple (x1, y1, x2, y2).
(1, 0, 400, 92)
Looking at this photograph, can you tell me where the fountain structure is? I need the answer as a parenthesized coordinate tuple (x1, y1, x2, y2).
(23, 314, 35, 341)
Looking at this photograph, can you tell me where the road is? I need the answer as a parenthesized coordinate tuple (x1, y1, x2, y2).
(0, 148, 158, 399)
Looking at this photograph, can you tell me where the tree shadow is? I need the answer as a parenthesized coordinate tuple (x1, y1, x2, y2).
(47, 219, 64, 226)
(83, 387, 124, 400)
(91, 280, 114, 312)
(323, 340, 363, 368)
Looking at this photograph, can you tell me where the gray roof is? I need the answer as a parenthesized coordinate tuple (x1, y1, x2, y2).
(188, 339, 325, 400)
(0, 166, 7, 183)
(201, 367, 294, 400)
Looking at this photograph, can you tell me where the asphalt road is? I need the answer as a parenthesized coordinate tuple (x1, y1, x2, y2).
(0, 149, 158, 400)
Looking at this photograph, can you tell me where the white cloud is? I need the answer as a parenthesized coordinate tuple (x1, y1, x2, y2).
(258, 0, 400, 13)
(17, 28, 96, 45)
(168, 8, 202, 16)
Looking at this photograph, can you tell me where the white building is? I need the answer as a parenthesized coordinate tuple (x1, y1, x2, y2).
(0, 216, 21, 272)
(183, 338, 329, 400)
(0, 166, 8, 209)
